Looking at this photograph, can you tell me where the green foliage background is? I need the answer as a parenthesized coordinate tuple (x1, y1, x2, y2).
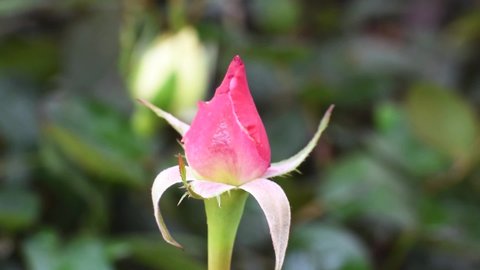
(1, 0, 480, 269)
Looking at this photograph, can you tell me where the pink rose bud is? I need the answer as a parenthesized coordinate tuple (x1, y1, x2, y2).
(140, 54, 333, 270)
(183, 56, 271, 185)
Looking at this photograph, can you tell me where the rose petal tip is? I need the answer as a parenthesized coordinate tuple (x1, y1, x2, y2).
(233, 55, 243, 64)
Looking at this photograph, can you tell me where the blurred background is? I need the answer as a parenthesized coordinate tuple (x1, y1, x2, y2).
(1, 0, 480, 269)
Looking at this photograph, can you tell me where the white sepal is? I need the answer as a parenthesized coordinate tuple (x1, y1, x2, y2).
(138, 98, 190, 136)
(152, 165, 201, 248)
(240, 178, 291, 270)
(263, 105, 334, 178)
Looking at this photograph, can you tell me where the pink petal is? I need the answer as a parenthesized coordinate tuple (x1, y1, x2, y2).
(217, 56, 270, 162)
(262, 105, 334, 178)
(151, 165, 196, 248)
(138, 98, 190, 136)
(189, 180, 236, 199)
(240, 179, 291, 270)
(183, 56, 270, 184)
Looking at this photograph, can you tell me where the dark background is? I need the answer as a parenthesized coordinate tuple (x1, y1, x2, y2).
(1, 0, 480, 269)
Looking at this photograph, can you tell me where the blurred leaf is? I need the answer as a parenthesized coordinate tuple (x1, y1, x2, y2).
(302, 42, 397, 108)
(264, 109, 310, 162)
(345, 0, 404, 26)
(0, 38, 59, 81)
(110, 235, 205, 270)
(418, 195, 480, 258)
(245, 43, 310, 65)
(39, 143, 110, 229)
(43, 99, 147, 187)
(449, 10, 480, 46)
(236, 197, 270, 247)
(348, 37, 413, 75)
(62, 5, 120, 90)
(368, 102, 449, 178)
(24, 231, 113, 270)
(62, 236, 113, 270)
(319, 154, 415, 228)
(285, 223, 372, 270)
(241, 59, 291, 101)
(0, 79, 38, 147)
(405, 83, 479, 163)
(23, 231, 60, 270)
(2, 152, 35, 186)
(252, 0, 300, 34)
(0, 0, 40, 15)
(45, 125, 144, 186)
(0, 188, 39, 232)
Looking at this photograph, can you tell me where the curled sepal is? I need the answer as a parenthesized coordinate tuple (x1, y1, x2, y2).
(177, 154, 203, 201)
(262, 105, 334, 179)
(138, 98, 190, 136)
(151, 165, 185, 248)
(240, 179, 291, 270)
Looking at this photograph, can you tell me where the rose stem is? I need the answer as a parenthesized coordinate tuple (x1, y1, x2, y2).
(204, 189, 248, 270)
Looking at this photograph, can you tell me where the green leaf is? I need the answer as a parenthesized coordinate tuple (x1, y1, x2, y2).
(23, 231, 60, 270)
(0, 37, 58, 81)
(23, 232, 113, 270)
(62, 237, 113, 270)
(414, 194, 480, 263)
(0, 79, 39, 147)
(449, 10, 480, 45)
(285, 223, 372, 270)
(0, 0, 39, 17)
(251, 0, 300, 34)
(368, 102, 449, 178)
(405, 83, 479, 163)
(111, 235, 205, 270)
(319, 154, 415, 228)
(0, 188, 39, 232)
(45, 125, 144, 186)
(43, 99, 147, 187)
(38, 145, 110, 229)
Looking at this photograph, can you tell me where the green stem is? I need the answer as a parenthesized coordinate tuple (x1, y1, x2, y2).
(204, 190, 248, 270)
